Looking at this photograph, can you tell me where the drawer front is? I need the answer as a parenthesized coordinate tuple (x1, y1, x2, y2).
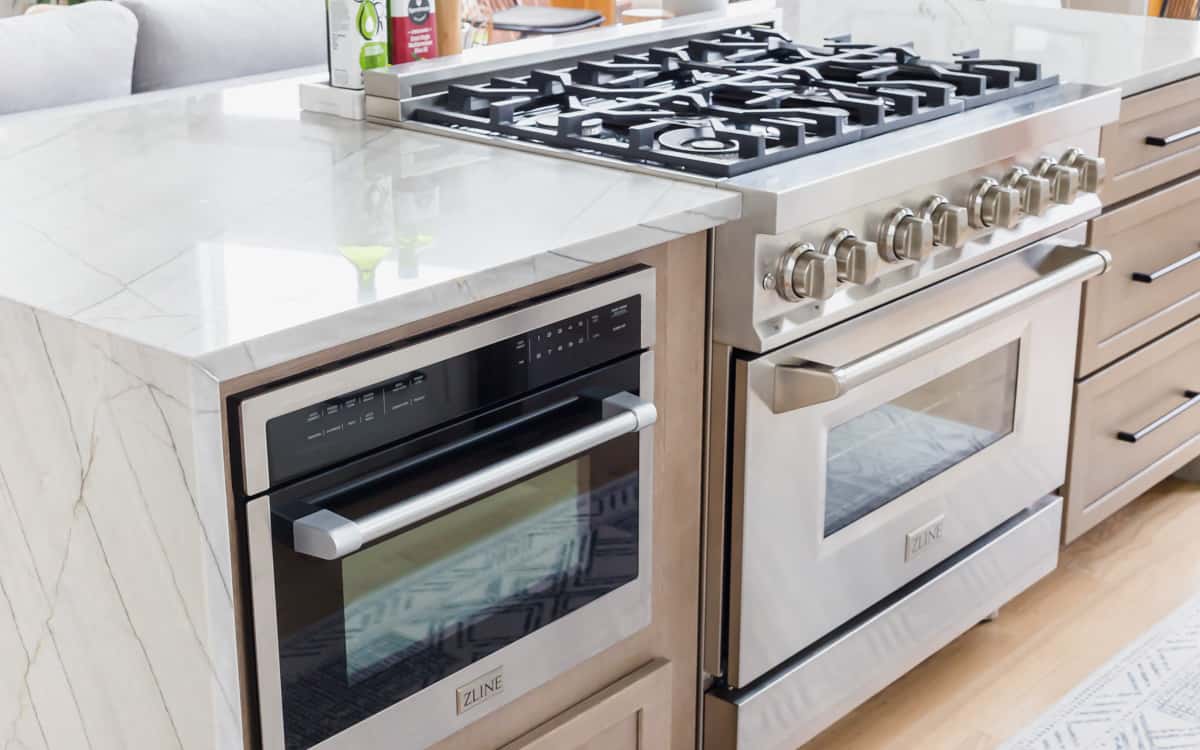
(1065, 316, 1200, 542)
(499, 660, 672, 750)
(1082, 173, 1200, 374)
(1102, 75, 1200, 204)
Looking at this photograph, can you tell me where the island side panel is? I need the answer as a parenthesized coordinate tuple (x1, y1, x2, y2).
(0, 299, 242, 750)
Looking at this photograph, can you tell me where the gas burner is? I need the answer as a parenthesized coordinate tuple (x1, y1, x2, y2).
(657, 126, 741, 155)
(535, 113, 604, 136)
(407, 25, 1058, 178)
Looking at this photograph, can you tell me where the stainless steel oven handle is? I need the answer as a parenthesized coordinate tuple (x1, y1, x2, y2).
(769, 245, 1112, 414)
(291, 391, 657, 560)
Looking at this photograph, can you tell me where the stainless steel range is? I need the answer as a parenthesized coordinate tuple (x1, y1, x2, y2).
(366, 8, 1120, 749)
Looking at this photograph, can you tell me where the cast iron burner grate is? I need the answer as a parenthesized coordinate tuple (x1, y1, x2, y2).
(408, 26, 1058, 178)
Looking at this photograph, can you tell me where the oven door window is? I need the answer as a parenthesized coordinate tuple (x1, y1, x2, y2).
(824, 341, 1020, 536)
(268, 393, 641, 749)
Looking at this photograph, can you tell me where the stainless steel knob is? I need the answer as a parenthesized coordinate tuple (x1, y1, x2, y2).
(919, 195, 969, 249)
(1060, 148, 1105, 193)
(775, 242, 837, 302)
(877, 207, 934, 262)
(1032, 158, 1081, 205)
(822, 228, 881, 285)
(1001, 167, 1051, 217)
(968, 177, 1021, 230)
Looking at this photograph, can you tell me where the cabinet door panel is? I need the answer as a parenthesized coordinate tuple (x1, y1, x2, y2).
(500, 660, 672, 750)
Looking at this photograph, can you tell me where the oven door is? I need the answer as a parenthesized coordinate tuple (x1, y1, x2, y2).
(724, 240, 1109, 687)
(247, 354, 654, 750)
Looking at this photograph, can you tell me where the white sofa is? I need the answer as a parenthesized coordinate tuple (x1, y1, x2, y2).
(0, 2, 138, 115)
(114, 0, 325, 92)
(1, 0, 324, 116)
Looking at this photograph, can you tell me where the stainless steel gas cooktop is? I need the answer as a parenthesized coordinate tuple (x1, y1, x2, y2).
(376, 24, 1057, 178)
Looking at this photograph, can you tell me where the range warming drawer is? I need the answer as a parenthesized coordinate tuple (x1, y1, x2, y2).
(703, 494, 1063, 750)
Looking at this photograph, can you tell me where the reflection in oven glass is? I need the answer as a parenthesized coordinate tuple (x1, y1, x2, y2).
(824, 341, 1020, 537)
(276, 460, 639, 743)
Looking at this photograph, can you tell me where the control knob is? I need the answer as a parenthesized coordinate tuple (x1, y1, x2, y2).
(1031, 158, 1081, 205)
(773, 242, 837, 302)
(967, 177, 1021, 230)
(1001, 167, 1051, 217)
(918, 195, 969, 249)
(877, 208, 934, 262)
(1059, 148, 1105, 193)
(822, 228, 881, 285)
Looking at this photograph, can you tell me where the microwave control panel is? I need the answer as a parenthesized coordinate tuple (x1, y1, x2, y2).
(262, 295, 642, 488)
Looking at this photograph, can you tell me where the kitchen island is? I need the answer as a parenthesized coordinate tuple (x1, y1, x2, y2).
(0, 73, 736, 750)
(4, 3, 1200, 750)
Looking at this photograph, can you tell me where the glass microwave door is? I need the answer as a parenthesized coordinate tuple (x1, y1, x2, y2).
(823, 340, 1020, 537)
(268, 395, 642, 750)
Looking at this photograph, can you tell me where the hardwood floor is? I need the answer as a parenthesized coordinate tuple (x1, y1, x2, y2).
(801, 478, 1200, 750)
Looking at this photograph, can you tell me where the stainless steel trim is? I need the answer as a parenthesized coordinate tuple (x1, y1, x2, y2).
(702, 343, 734, 681)
(247, 498, 285, 750)
(768, 245, 1110, 413)
(292, 391, 658, 559)
(725, 84, 1119, 235)
(364, 0, 778, 102)
(704, 495, 1063, 750)
(249, 353, 656, 750)
(239, 268, 656, 497)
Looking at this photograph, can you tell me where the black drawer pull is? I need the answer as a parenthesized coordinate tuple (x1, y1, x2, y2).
(1117, 390, 1200, 443)
(1132, 248, 1200, 283)
(1145, 125, 1200, 147)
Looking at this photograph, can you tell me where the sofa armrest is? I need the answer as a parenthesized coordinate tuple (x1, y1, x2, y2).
(0, 2, 138, 116)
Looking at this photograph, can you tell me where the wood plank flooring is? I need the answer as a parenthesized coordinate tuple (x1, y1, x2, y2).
(802, 478, 1200, 750)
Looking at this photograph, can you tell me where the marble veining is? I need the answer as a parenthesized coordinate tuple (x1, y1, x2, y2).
(0, 74, 739, 381)
(0, 298, 239, 749)
(780, 0, 1200, 96)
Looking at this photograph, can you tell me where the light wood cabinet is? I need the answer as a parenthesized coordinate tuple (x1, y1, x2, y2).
(1065, 315, 1200, 542)
(500, 660, 672, 750)
(1100, 74, 1200, 205)
(1081, 172, 1200, 375)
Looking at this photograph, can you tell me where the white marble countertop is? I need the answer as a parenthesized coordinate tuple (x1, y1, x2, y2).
(779, 0, 1200, 96)
(0, 74, 739, 380)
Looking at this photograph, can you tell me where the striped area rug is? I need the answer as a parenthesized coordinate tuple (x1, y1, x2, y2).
(1001, 592, 1200, 750)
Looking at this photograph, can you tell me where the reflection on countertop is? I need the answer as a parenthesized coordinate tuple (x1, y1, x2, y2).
(0, 74, 739, 380)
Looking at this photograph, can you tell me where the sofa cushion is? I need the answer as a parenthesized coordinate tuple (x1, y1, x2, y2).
(115, 0, 325, 93)
(0, 2, 138, 116)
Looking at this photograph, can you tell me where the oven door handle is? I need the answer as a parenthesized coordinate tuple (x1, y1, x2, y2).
(290, 391, 657, 560)
(769, 245, 1111, 414)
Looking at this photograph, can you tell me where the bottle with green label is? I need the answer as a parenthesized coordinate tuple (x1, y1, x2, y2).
(326, 0, 390, 90)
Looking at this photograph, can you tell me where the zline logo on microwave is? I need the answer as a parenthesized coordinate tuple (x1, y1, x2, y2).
(456, 667, 505, 715)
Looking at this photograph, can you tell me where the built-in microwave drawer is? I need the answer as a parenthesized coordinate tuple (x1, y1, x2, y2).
(1081, 173, 1200, 375)
(1065, 315, 1200, 543)
(1101, 74, 1200, 204)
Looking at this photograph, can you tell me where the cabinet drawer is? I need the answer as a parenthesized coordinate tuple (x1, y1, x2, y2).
(1081, 173, 1200, 374)
(1065, 316, 1200, 542)
(1101, 75, 1200, 205)
(499, 660, 672, 750)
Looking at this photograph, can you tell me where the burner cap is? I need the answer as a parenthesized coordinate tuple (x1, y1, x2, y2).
(657, 126, 739, 155)
(535, 113, 604, 136)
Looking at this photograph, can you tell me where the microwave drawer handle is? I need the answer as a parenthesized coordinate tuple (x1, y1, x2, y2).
(291, 392, 657, 560)
(1145, 125, 1200, 147)
(770, 246, 1111, 414)
(1116, 390, 1200, 443)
